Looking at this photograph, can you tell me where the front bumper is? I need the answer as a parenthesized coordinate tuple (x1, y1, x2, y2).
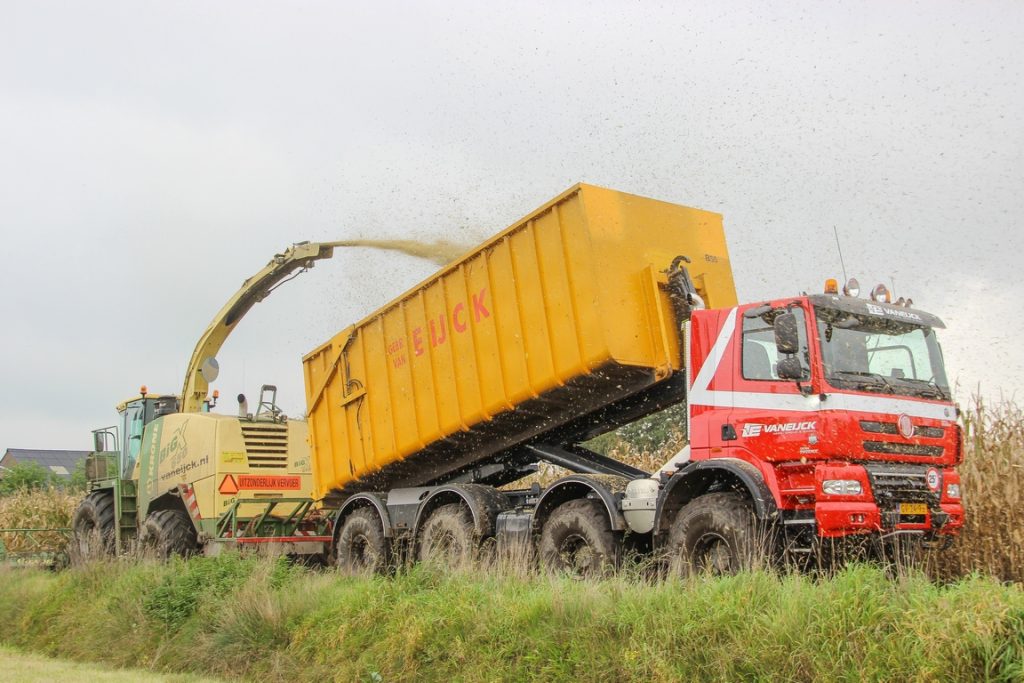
(811, 500, 964, 538)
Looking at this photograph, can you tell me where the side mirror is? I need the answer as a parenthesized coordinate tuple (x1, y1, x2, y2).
(93, 432, 106, 452)
(774, 312, 800, 355)
(777, 356, 805, 380)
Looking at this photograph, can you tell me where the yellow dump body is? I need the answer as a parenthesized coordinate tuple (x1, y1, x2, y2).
(303, 184, 737, 500)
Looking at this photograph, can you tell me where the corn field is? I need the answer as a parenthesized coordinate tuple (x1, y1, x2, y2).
(0, 488, 77, 555)
(930, 398, 1024, 583)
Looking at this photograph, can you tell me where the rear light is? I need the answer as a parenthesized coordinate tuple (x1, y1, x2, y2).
(945, 483, 961, 499)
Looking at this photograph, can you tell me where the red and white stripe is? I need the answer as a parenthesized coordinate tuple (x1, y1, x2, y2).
(177, 484, 202, 521)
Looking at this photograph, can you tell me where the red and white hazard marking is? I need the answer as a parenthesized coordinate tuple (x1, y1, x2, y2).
(177, 483, 202, 521)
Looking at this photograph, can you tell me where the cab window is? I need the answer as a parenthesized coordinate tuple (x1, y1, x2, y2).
(120, 403, 145, 477)
(742, 307, 810, 381)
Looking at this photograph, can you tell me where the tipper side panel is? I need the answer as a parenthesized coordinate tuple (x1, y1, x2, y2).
(304, 184, 736, 499)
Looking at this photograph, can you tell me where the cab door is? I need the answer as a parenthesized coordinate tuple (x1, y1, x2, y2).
(119, 401, 145, 478)
(730, 303, 817, 463)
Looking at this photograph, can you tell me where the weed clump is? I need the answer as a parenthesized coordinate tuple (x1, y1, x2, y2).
(142, 554, 294, 626)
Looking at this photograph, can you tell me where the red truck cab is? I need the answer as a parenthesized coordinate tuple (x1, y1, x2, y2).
(685, 286, 964, 546)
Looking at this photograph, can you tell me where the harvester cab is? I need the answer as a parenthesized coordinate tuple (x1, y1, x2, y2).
(86, 391, 178, 482)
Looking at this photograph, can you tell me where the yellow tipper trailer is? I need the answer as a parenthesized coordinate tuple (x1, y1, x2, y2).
(303, 184, 737, 501)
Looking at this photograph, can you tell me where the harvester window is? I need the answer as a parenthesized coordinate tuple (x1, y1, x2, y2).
(120, 403, 145, 477)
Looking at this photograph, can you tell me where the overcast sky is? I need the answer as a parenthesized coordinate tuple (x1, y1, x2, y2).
(1, 1, 1021, 450)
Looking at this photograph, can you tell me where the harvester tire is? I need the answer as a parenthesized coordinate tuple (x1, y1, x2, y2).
(140, 509, 198, 559)
(70, 491, 116, 564)
(666, 492, 760, 577)
(416, 504, 476, 569)
(335, 507, 389, 574)
(539, 498, 619, 577)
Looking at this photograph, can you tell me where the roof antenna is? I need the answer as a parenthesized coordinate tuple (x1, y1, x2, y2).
(833, 226, 848, 285)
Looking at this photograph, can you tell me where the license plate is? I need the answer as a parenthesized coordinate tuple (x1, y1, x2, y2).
(899, 503, 928, 515)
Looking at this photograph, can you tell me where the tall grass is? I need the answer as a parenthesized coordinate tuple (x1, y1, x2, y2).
(0, 555, 1021, 682)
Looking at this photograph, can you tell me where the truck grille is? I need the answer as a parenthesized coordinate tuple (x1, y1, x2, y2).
(863, 441, 944, 457)
(859, 420, 943, 438)
(864, 463, 939, 506)
(240, 423, 289, 469)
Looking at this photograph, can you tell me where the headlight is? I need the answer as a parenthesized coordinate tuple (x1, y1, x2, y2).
(945, 483, 961, 499)
(822, 479, 863, 496)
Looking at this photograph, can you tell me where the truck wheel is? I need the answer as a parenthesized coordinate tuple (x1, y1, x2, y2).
(416, 504, 476, 568)
(70, 491, 116, 564)
(666, 492, 760, 577)
(539, 498, 619, 577)
(140, 509, 198, 559)
(335, 507, 389, 574)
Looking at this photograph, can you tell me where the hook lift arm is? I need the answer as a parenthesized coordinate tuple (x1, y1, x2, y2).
(180, 241, 347, 414)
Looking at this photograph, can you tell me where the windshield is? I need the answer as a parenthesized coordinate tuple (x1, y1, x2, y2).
(815, 306, 951, 400)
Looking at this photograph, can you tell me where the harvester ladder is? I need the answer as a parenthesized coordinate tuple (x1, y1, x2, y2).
(117, 480, 138, 542)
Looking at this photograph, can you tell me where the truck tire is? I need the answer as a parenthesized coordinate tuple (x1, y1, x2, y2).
(70, 491, 116, 564)
(416, 504, 476, 568)
(665, 492, 760, 577)
(335, 507, 389, 574)
(539, 498, 619, 577)
(140, 509, 198, 559)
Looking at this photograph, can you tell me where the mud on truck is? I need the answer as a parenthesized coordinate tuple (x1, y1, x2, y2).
(73, 184, 964, 574)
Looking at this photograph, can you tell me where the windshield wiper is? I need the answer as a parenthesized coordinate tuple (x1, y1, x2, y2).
(897, 377, 950, 400)
(831, 370, 896, 394)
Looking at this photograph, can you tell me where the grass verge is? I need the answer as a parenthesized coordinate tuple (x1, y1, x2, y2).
(0, 645, 221, 682)
(0, 555, 1021, 682)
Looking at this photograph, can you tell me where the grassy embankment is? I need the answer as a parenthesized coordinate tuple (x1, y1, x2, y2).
(0, 556, 1021, 682)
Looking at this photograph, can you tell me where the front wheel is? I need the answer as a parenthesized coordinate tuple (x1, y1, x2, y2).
(70, 491, 116, 564)
(665, 492, 764, 577)
(140, 509, 198, 559)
